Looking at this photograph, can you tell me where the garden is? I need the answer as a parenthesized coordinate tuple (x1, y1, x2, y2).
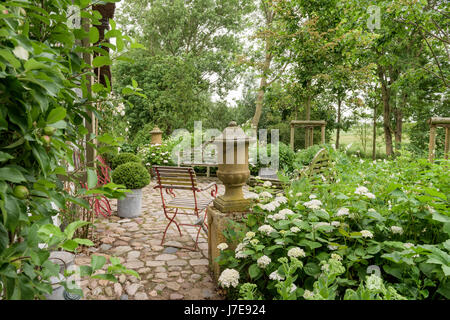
(0, 0, 448, 302)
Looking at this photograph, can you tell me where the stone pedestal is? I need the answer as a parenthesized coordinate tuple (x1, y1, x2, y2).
(150, 127, 163, 145)
(207, 205, 247, 281)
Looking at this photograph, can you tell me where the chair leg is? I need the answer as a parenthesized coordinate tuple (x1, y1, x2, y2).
(161, 209, 182, 246)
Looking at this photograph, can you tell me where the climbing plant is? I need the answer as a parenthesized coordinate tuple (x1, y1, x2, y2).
(0, 0, 143, 299)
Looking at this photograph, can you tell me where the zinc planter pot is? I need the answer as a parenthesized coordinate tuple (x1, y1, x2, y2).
(117, 189, 143, 218)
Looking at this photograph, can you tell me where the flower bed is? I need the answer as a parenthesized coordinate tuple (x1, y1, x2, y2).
(216, 151, 450, 300)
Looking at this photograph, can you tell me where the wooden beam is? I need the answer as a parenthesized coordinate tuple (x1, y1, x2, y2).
(309, 127, 314, 147)
(445, 127, 449, 160)
(290, 125, 295, 150)
(321, 125, 326, 144)
(429, 125, 437, 162)
(291, 120, 327, 127)
(428, 117, 450, 126)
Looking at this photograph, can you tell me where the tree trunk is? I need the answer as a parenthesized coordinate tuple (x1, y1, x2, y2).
(377, 65, 394, 157)
(372, 98, 377, 160)
(335, 96, 342, 149)
(251, 6, 274, 129)
(393, 93, 406, 152)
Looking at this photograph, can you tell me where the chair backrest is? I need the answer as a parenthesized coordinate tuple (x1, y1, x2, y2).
(153, 166, 198, 190)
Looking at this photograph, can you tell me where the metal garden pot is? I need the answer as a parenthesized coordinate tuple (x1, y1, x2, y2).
(117, 189, 143, 218)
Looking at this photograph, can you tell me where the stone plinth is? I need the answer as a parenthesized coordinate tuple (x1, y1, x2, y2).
(150, 127, 163, 145)
(207, 205, 247, 281)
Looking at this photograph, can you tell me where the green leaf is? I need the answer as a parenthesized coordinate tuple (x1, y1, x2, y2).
(0, 167, 26, 183)
(87, 168, 98, 189)
(92, 56, 112, 68)
(61, 239, 79, 252)
(89, 27, 99, 43)
(110, 256, 121, 265)
(0, 151, 14, 162)
(0, 49, 21, 68)
(0, 223, 8, 254)
(46, 107, 66, 124)
(73, 238, 94, 246)
(64, 221, 90, 239)
(248, 263, 261, 279)
(304, 262, 320, 276)
(91, 273, 117, 282)
(91, 255, 106, 271)
(24, 59, 48, 71)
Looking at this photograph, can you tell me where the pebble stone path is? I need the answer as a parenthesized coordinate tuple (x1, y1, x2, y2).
(75, 177, 249, 300)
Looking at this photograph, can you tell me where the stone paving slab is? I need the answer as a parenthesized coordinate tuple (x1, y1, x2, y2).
(75, 177, 249, 300)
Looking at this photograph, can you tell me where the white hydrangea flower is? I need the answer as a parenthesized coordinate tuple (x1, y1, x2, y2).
(290, 283, 297, 294)
(258, 225, 275, 235)
(275, 195, 288, 204)
(279, 208, 294, 216)
(309, 194, 317, 199)
(218, 269, 240, 288)
(263, 180, 272, 187)
(336, 207, 349, 217)
(296, 192, 303, 197)
(259, 191, 273, 199)
(235, 250, 249, 259)
(331, 253, 342, 261)
(303, 199, 322, 210)
(217, 243, 228, 251)
(360, 230, 374, 238)
(328, 244, 339, 251)
(245, 192, 259, 200)
(269, 271, 285, 281)
(257, 255, 271, 269)
(366, 274, 383, 291)
(314, 222, 331, 230)
(390, 226, 403, 234)
(403, 242, 414, 249)
(287, 247, 306, 258)
(264, 201, 280, 212)
(244, 231, 256, 240)
(368, 208, 376, 213)
(355, 186, 369, 195)
(272, 212, 287, 221)
(303, 290, 314, 299)
(290, 227, 300, 233)
(365, 192, 376, 199)
(250, 239, 259, 246)
(321, 263, 330, 272)
(331, 221, 341, 227)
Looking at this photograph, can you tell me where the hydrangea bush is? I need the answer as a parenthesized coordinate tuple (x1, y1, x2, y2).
(216, 151, 450, 300)
(137, 139, 180, 169)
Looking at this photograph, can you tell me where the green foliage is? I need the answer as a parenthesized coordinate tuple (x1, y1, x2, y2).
(249, 142, 296, 176)
(112, 162, 150, 190)
(217, 150, 450, 300)
(111, 153, 142, 170)
(137, 139, 180, 169)
(0, 0, 140, 299)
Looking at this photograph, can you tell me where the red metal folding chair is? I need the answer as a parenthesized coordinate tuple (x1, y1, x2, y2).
(153, 166, 217, 251)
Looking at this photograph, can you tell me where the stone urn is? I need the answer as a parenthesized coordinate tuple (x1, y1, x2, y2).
(213, 121, 255, 213)
(150, 126, 163, 145)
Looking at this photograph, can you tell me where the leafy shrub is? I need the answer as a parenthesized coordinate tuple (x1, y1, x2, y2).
(137, 138, 181, 169)
(111, 152, 142, 169)
(249, 142, 296, 176)
(112, 162, 150, 190)
(217, 151, 450, 300)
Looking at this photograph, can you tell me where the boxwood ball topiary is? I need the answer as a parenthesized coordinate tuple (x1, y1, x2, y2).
(111, 152, 141, 169)
(112, 162, 150, 190)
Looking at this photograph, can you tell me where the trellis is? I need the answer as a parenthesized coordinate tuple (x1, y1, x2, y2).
(290, 120, 326, 150)
(428, 117, 450, 162)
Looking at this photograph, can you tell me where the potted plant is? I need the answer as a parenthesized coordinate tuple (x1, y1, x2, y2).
(111, 152, 142, 169)
(111, 162, 150, 218)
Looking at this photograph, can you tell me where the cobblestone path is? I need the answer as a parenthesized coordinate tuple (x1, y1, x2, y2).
(75, 177, 249, 300)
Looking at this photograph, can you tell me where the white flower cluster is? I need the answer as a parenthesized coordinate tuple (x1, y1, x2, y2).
(336, 207, 349, 217)
(269, 271, 285, 281)
(390, 226, 403, 234)
(218, 269, 240, 288)
(309, 194, 317, 199)
(360, 230, 374, 238)
(303, 199, 322, 210)
(235, 242, 249, 259)
(303, 290, 314, 299)
(287, 247, 306, 258)
(331, 253, 342, 261)
(366, 274, 383, 291)
(263, 180, 273, 187)
(244, 192, 259, 200)
(217, 243, 228, 251)
(290, 226, 300, 233)
(258, 224, 275, 235)
(259, 191, 273, 199)
(257, 255, 271, 269)
(354, 186, 376, 199)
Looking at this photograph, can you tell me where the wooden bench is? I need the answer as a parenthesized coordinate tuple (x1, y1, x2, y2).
(152, 166, 218, 251)
(298, 148, 333, 183)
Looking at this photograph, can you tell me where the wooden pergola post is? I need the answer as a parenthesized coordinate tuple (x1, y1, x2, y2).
(290, 120, 327, 151)
(428, 117, 450, 162)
